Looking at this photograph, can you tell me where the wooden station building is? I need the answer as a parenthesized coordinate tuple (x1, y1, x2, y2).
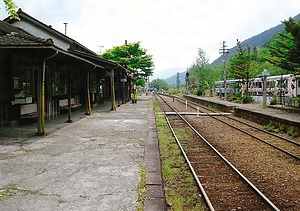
(0, 9, 130, 135)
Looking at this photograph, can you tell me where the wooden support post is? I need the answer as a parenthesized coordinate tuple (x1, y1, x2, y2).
(86, 71, 92, 115)
(36, 65, 43, 135)
(111, 68, 116, 111)
(67, 71, 72, 122)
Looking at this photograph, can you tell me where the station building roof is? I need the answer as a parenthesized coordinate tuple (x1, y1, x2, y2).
(1, 9, 127, 73)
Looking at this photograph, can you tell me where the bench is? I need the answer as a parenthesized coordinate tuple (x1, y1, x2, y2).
(20, 103, 37, 124)
(59, 98, 81, 112)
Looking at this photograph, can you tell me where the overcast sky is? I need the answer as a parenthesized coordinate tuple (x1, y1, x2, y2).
(1, 0, 300, 79)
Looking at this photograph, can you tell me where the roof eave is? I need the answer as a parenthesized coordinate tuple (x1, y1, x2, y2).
(0, 45, 104, 69)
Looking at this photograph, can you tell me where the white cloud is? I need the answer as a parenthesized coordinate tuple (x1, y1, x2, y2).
(1, 0, 300, 79)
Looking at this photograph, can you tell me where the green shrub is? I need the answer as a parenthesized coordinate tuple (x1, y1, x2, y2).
(265, 123, 276, 132)
(241, 95, 254, 103)
(228, 93, 253, 103)
(287, 128, 299, 138)
(292, 97, 300, 103)
(196, 88, 203, 96)
(270, 98, 277, 105)
(279, 125, 286, 132)
(167, 89, 181, 95)
(229, 93, 241, 102)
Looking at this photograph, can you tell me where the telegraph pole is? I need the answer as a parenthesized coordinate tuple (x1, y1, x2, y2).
(219, 41, 229, 100)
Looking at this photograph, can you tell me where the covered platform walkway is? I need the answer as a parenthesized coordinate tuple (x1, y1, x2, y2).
(0, 94, 166, 211)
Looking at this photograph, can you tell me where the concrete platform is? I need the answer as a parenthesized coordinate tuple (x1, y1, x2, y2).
(0, 94, 166, 211)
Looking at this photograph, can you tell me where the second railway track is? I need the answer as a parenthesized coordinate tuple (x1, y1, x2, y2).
(163, 93, 300, 160)
(155, 94, 280, 210)
(155, 93, 300, 210)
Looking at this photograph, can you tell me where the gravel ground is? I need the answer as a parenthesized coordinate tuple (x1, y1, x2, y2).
(160, 94, 300, 210)
(187, 116, 300, 210)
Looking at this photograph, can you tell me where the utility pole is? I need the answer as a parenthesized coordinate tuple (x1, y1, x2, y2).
(219, 41, 229, 100)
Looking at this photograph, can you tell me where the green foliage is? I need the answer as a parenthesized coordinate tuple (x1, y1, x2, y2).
(267, 18, 300, 75)
(247, 47, 284, 76)
(149, 78, 169, 91)
(194, 86, 204, 96)
(227, 45, 286, 83)
(228, 93, 254, 104)
(279, 125, 286, 132)
(287, 128, 299, 137)
(228, 40, 258, 94)
(135, 78, 146, 87)
(101, 42, 154, 84)
(292, 97, 300, 103)
(292, 97, 300, 107)
(3, 0, 19, 20)
(264, 123, 299, 136)
(241, 95, 254, 103)
(228, 93, 241, 102)
(136, 165, 146, 211)
(167, 88, 182, 95)
(270, 97, 278, 105)
(188, 48, 218, 95)
(226, 22, 299, 93)
(153, 102, 206, 210)
(265, 123, 277, 132)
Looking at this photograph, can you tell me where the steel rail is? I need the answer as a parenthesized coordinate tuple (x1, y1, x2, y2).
(154, 95, 215, 211)
(211, 116, 300, 160)
(156, 93, 280, 211)
(164, 94, 300, 159)
(227, 115, 300, 146)
(175, 95, 300, 147)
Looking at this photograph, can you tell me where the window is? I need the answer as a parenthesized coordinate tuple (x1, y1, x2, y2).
(52, 72, 67, 95)
(22, 69, 34, 97)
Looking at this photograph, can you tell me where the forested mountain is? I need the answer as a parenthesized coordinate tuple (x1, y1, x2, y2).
(211, 13, 300, 66)
(164, 13, 300, 85)
(165, 71, 186, 87)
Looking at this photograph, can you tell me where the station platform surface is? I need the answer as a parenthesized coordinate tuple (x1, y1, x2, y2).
(185, 95, 300, 124)
(0, 94, 166, 211)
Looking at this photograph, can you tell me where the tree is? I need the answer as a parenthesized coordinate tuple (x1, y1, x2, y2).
(228, 39, 258, 94)
(149, 79, 169, 91)
(101, 42, 154, 84)
(267, 18, 300, 75)
(188, 48, 217, 95)
(251, 47, 285, 76)
(2, 0, 19, 19)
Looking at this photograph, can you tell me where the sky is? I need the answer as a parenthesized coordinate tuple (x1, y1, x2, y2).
(1, 0, 300, 79)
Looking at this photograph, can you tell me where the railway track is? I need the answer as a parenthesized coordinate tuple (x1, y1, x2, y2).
(162, 93, 300, 161)
(155, 94, 279, 210)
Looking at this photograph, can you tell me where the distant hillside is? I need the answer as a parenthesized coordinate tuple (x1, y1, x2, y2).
(164, 13, 300, 86)
(165, 71, 187, 86)
(150, 67, 186, 81)
(211, 13, 300, 66)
